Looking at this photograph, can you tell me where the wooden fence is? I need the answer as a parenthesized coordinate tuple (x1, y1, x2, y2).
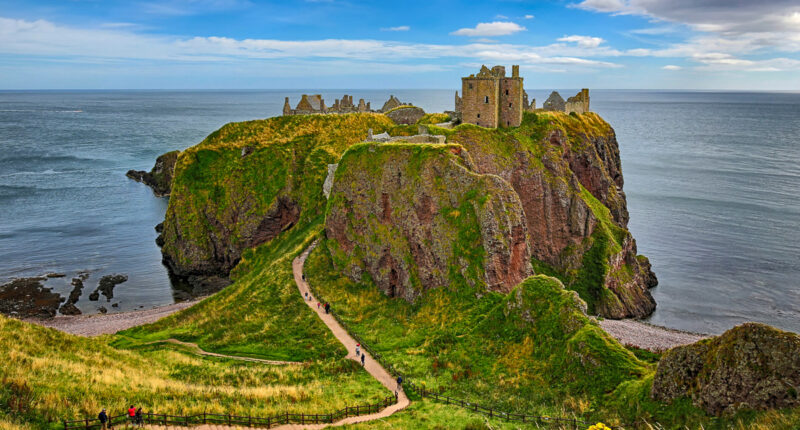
(63, 395, 396, 430)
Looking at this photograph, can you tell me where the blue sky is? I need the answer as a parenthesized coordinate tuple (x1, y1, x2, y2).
(1, 0, 799, 89)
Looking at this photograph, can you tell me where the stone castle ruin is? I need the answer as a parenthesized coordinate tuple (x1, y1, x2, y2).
(283, 94, 410, 116)
(455, 65, 591, 128)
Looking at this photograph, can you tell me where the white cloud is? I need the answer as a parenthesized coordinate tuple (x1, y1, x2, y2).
(451, 21, 526, 37)
(558, 35, 605, 48)
(495, 14, 509, 20)
(662, 64, 681, 70)
(381, 26, 410, 31)
(524, 14, 534, 19)
(0, 16, 616, 71)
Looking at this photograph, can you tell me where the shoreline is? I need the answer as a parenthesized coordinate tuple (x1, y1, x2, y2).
(21, 293, 711, 352)
(23, 299, 202, 337)
(599, 318, 708, 352)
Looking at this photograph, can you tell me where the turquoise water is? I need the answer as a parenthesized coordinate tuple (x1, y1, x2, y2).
(0, 90, 798, 334)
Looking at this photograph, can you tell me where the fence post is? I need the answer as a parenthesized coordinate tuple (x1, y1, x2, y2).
(84, 418, 88, 430)
(227, 413, 231, 426)
(490, 408, 493, 418)
(285, 411, 289, 424)
(203, 411, 206, 424)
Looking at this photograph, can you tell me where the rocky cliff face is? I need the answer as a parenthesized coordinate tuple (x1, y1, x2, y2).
(126, 150, 179, 197)
(160, 114, 397, 283)
(325, 143, 531, 300)
(447, 112, 655, 318)
(158, 111, 654, 317)
(652, 323, 800, 416)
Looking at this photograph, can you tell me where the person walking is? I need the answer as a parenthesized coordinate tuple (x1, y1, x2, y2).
(135, 407, 143, 427)
(128, 405, 136, 426)
(317, 302, 321, 309)
(396, 375, 403, 392)
(355, 343, 360, 357)
(325, 303, 330, 314)
(98, 408, 108, 430)
(361, 353, 365, 366)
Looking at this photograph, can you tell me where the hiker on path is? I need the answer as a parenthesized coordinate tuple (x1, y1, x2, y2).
(361, 353, 365, 366)
(98, 409, 108, 430)
(325, 302, 330, 314)
(355, 343, 360, 357)
(128, 405, 136, 425)
(397, 376, 403, 391)
(135, 407, 143, 427)
(317, 302, 321, 309)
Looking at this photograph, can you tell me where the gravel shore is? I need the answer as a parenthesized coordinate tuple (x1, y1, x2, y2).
(600, 318, 708, 352)
(24, 300, 199, 337)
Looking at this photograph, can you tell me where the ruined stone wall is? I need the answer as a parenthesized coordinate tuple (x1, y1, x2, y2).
(565, 89, 590, 114)
(461, 77, 499, 128)
(498, 77, 523, 127)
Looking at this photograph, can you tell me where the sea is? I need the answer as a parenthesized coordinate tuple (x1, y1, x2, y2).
(0, 89, 798, 335)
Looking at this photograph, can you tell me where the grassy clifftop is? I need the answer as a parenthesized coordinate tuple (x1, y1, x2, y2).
(162, 114, 396, 279)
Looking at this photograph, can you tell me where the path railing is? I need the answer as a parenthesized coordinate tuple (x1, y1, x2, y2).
(302, 255, 627, 429)
(63, 395, 397, 430)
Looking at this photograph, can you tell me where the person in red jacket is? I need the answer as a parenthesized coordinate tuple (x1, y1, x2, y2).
(128, 405, 136, 425)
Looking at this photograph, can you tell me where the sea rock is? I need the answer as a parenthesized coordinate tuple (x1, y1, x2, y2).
(0, 277, 63, 318)
(385, 106, 426, 125)
(95, 274, 127, 301)
(58, 274, 87, 315)
(325, 143, 532, 301)
(652, 323, 800, 416)
(126, 150, 179, 197)
(449, 113, 656, 318)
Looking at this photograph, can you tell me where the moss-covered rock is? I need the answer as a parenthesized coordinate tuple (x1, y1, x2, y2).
(446, 112, 656, 318)
(652, 322, 800, 415)
(160, 114, 396, 281)
(126, 150, 179, 197)
(325, 143, 531, 301)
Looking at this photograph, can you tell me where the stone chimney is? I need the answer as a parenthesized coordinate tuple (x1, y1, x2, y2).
(512, 65, 520, 78)
(283, 97, 291, 116)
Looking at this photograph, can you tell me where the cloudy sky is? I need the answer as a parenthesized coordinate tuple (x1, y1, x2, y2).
(1, 0, 799, 89)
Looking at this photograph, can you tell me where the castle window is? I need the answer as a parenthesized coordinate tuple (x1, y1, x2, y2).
(468, 83, 473, 89)
(505, 89, 509, 95)
(484, 96, 489, 103)
(477, 113, 481, 118)
(509, 103, 512, 107)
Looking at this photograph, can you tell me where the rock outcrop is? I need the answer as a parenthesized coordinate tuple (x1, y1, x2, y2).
(448, 112, 656, 318)
(0, 277, 63, 318)
(126, 150, 179, 197)
(160, 114, 397, 286)
(652, 323, 800, 416)
(325, 143, 532, 301)
(385, 106, 426, 125)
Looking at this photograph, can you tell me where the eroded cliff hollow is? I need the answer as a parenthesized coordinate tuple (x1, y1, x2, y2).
(652, 323, 800, 416)
(325, 143, 532, 300)
(444, 112, 656, 318)
(159, 114, 397, 283)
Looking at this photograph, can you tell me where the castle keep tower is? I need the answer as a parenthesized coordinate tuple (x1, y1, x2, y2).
(457, 65, 525, 128)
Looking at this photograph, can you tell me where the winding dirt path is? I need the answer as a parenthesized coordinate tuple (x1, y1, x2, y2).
(141, 242, 409, 430)
(145, 338, 302, 365)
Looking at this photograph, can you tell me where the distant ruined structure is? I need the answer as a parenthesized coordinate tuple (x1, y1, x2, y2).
(542, 89, 590, 114)
(283, 94, 410, 116)
(455, 65, 591, 128)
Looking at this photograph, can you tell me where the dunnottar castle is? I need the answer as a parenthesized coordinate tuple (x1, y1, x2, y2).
(282, 65, 590, 129)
